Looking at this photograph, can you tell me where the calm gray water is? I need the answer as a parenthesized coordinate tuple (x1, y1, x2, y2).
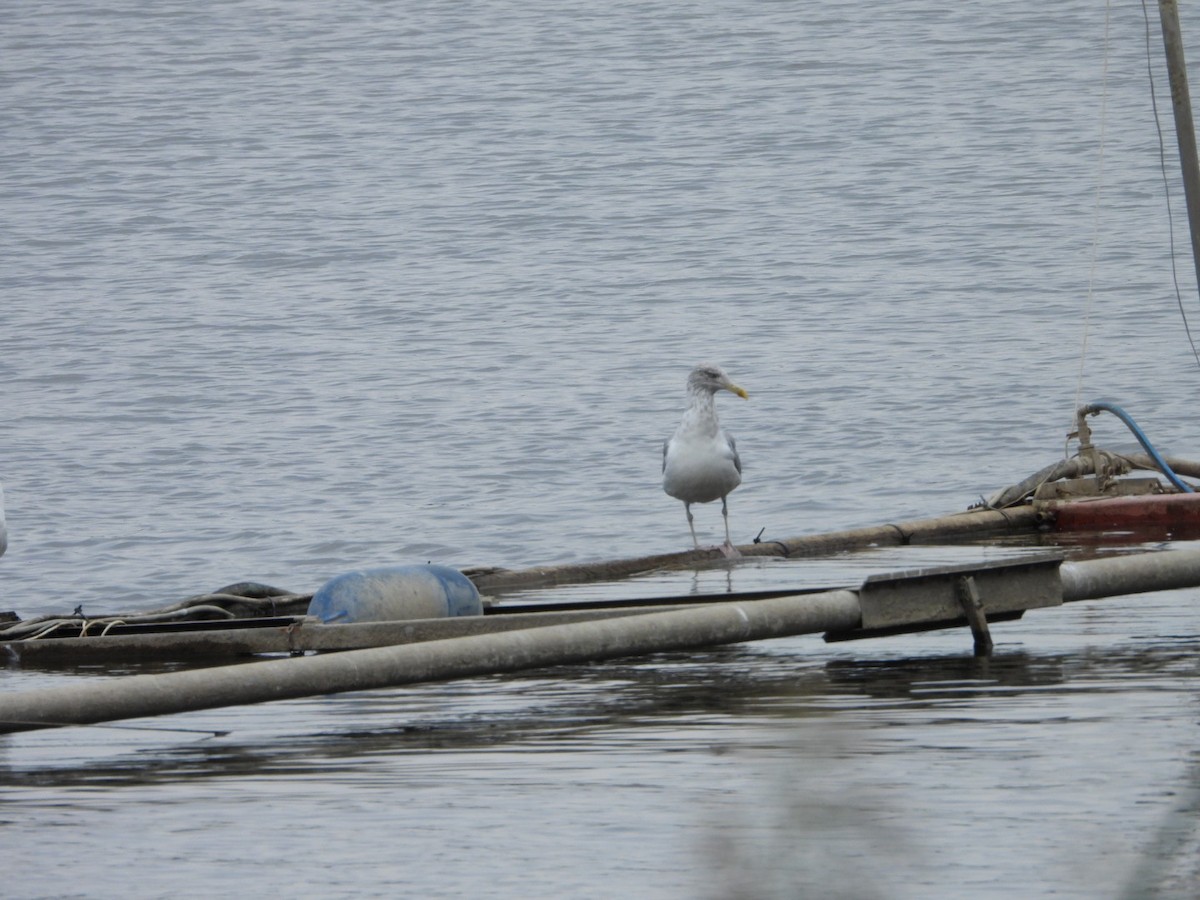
(4, 1, 1200, 897)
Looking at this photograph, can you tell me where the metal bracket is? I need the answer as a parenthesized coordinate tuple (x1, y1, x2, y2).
(956, 575, 993, 657)
(825, 553, 1063, 644)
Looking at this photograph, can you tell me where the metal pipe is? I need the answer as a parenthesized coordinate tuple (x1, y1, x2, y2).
(1060, 546, 1200, 601)
(0, 590, 863, 734)
(1159, 0, 1200, 301)
(470, 505, 1041, 591)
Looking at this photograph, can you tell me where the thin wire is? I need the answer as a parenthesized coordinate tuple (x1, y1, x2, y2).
(1076, 0, 1113, 414)
(0, 718, 229, 737)
(1142, 0, 1200, 366)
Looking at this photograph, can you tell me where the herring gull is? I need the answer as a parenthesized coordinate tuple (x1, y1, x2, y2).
(662, 364, 748, 555)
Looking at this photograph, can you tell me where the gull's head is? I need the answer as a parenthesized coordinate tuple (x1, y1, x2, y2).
(688, 363, 749, 400)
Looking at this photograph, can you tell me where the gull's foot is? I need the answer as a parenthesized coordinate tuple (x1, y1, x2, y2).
(718, 542, 742, 559)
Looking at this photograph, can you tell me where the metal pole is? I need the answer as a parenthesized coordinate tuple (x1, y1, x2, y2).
(1159, 0, 1200, 299)
(0, 590, 863, 734)
(1060, 546, 1200, 601)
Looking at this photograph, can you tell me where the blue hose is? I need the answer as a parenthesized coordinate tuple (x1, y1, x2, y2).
(1079, 401, 1194, 493)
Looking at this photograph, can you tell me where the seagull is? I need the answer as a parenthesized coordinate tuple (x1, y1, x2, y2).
(662, 364, 749, 555)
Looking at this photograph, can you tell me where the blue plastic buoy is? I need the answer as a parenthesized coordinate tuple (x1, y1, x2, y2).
(307, 564, 482, 624)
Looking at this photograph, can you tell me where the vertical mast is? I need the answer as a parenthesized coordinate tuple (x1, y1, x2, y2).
(1159, 0, 1200, 300)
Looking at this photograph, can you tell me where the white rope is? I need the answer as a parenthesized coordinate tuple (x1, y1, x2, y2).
(1075, 0, 1114, 419)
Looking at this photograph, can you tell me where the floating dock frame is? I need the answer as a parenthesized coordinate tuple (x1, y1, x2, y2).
(2, 547, 1200, 734)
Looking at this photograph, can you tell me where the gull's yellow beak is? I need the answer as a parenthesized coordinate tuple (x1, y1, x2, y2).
(726, 382, 749, 400)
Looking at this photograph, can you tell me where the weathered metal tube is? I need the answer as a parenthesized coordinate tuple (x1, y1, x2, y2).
(1159, 0, 1200, 304)
(0, 589, 863, 734)
(1060, 547, 1200, 602)
(469, 505, 1043, 590)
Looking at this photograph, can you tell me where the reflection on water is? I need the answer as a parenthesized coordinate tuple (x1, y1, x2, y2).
(2, 635, 1192, 776)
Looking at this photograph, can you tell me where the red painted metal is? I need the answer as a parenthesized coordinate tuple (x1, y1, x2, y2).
(1043, 492, 1200, 534)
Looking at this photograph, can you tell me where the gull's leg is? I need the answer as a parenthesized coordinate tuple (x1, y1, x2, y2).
(685, 502, 700, 550)
(719, 495, 741, 558)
